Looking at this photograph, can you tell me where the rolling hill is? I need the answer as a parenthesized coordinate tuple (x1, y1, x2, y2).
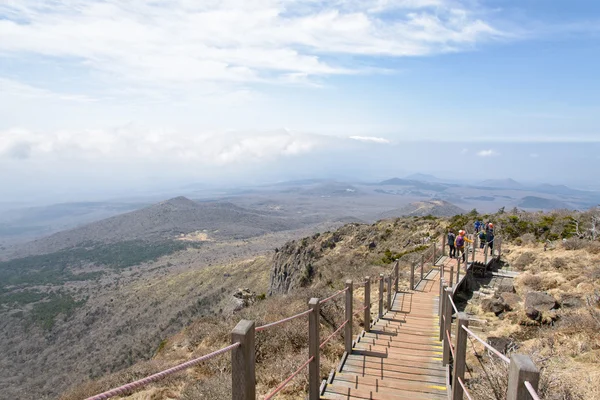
(379, 200, 465, 218)
(11, 197, 305, 257)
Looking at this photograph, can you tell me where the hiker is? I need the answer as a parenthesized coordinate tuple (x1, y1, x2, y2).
(474, 220, 482, 233)
(486, 226, 495, 256)
(485, 221, 493, 235)
(478, 230, 486, 248)
(455, 230, 473, 263)
(447, 230, 456, 259)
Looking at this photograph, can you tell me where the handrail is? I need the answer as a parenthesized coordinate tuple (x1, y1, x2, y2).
(319, 288, 347, 305)
(457, 377, 474, 400)
(524, 381, 541, 400)
(263, 356, 314, 400)
(320, 320, 349, 349)
(446, 330, 455, 359)
(448, 294, 459, 314)
(353, 305, 368, 317)
(255, 309, 313, 332)
(461, 325, 510, 364)
(85, 342, 241, 400)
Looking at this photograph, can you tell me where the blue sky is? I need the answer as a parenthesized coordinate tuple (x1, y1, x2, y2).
(0, 0, 599, 201)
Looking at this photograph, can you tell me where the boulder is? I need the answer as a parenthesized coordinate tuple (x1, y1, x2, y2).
(495, 282, 515, 295)
(481, 298, 505, 315)
(525, 292, 557, 312)
(500, 292, 522, 311)
(559, 294, 583, 309)
(525, 307, 541, 321)
(232, 288, 256, 310)
(487, 337, 512, 355)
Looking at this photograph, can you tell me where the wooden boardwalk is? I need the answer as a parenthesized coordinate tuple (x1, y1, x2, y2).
(321, 246, 495, 400)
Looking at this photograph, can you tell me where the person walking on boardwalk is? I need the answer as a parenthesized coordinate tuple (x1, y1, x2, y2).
(447, 230, 456, 259)
(478, 230, 486, 249)
(486, 224, 495, 256)
(455, 230, 473, 263)
(474, 220, 482, 233)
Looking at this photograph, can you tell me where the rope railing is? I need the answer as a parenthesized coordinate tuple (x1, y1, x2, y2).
(461, 325, 511, 364)
(263, 356, 314, 400)
(446, 330, 455, 359)
(85, 342, 241, 400)
(448, 294, 459, 314)
(320, 320, 349, 349)
(255, 309, 313, 332)
(457, 377, 474, 400)
(319, 288, 347, 305)
(524, 381, 541, 400)
(353, 305, 368, 317)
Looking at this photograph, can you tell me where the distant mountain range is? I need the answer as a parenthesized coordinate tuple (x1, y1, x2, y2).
(518, 196, 571, 210)
(13, 197, 306, 256)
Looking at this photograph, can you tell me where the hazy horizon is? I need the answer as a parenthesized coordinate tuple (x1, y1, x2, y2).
(2, 1, 600, 204)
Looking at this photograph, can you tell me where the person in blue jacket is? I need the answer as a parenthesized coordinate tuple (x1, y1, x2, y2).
(474, 220, 482, 233)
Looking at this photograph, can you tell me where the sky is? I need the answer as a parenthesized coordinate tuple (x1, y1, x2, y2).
(1, 0, 600, 202)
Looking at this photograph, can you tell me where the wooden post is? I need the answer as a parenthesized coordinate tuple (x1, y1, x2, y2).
(442, 234, 446, 256)
(378, 274, 384, 318)
(387, 275, 392, 311)
(497, 237, 502, 257)
(449, 265, 454, 288)
(452, 313, 469, 400)
(433, 242, 437, 265)
(456, 258, 461, 286)
(471, 235, 476, 264)
(507, 354, 540, 400)
(345, 280, 353, 354)
(308, 298, 320, 400)
(364, 277, 371, 333)
(232, 320, 256, 400)
(410, 263, 415, 291)
(438, 279, 444, 341)
(442, 287, 453, 366)
(484, 243, 489, 265)
(394, 262, 399, 294)
(420, 254, 425, 282)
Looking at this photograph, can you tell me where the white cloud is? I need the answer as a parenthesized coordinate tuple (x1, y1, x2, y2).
(0, 78, 97, 102)
(349, 135, 390, 144)
(0, 0, 505, 93)
(0, 126, 332, 165)
(477, 149, 497, 157)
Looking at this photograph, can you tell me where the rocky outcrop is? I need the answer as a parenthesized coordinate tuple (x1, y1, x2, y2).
(232, 288, 257, 311)
(268, 239, 320, 295)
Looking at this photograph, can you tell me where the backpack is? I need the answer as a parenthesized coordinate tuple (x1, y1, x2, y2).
(447, 233, 455, 245)
(455, 235, 465, 247)
(479, 231, 486, 240)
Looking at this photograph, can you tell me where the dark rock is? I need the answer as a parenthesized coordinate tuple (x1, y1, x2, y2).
(496, 282, 515, 295)
(368, 241, 377, 250)
(481, 298, 505, 315)
(560, 294, 583, 309)
(487, 337, 511, 355)
(525, 307, 541, 321)
(525, 292, 557, 312)
(500, 293, 522, 311)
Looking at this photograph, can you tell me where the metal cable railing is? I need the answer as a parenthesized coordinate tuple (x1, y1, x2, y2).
(448, 294, 459, 314)
(85, 342, 240, 400)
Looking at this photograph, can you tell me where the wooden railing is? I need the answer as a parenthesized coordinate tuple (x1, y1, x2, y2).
(85, 238, 439, 400)
(438, 230, 543, 400)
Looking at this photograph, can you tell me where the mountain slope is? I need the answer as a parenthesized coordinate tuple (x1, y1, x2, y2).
(14, 197, 303, 256)
(379, 200, 465, 218)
